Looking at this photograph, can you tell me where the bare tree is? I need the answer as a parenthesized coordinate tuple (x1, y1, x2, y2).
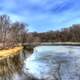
(10, 22, 27, 46)
(0, 15, 28, 49)
(0, 15, 10, 48)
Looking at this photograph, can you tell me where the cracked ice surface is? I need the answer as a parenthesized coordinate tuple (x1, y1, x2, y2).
(23, 46, 80, 80)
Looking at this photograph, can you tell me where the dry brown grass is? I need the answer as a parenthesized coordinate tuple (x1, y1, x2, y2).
(0, 46, 23, 60)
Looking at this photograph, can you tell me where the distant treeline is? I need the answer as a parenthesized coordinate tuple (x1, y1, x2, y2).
(0, 14, 80, 49)
(30, 24, 80, 42)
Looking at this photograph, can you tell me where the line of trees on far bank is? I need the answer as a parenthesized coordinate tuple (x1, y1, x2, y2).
(0, 14, 80, 49)
(31, 24, 80, 42)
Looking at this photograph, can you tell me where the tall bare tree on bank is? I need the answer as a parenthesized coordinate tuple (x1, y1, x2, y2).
(0, 15, 10, 48)
(11, 22, 27, 46)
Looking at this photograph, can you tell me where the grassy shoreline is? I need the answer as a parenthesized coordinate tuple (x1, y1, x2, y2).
(0, 46, 23, 60)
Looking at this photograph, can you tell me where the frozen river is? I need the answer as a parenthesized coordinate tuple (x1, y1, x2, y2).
(24, 46, 80, 80)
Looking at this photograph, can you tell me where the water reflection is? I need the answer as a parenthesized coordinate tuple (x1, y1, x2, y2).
(0, 53, 22, 79)
(0, 50, 34, 80)
(1, 46, 80, 80)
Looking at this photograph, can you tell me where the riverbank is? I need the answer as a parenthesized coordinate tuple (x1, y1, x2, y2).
(0, 46, 23, 60)
(24, 42, 80, 45)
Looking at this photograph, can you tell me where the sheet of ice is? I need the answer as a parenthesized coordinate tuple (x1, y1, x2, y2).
(23, 46, 80, 80)
(34, 46, 69, 53)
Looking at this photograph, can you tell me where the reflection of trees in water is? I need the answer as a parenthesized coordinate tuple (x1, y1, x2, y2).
(0, 51, 23, 80)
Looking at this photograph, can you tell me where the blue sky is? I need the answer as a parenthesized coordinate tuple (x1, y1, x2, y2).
(0, 0, 80, 32)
